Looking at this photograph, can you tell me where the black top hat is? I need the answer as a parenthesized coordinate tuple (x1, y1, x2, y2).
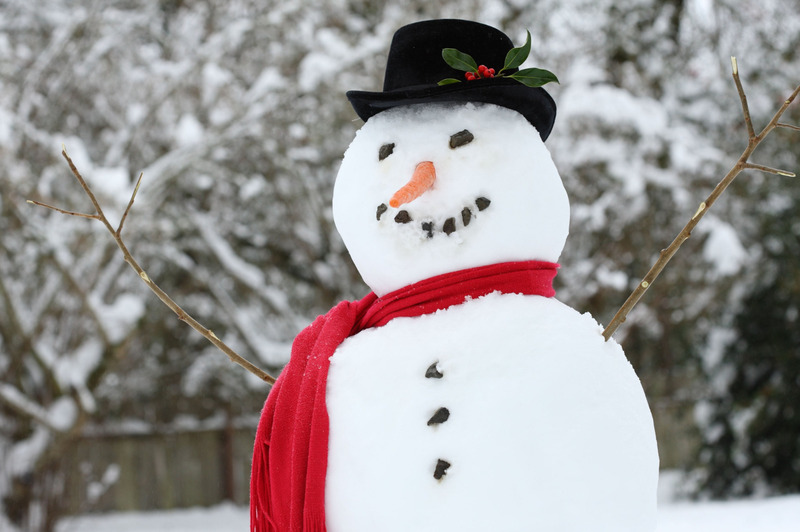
(346, 19, 557, 141)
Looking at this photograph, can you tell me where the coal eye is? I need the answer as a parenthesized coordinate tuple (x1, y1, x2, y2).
(379, 143, 395, 161)
(449, 129, 474, 149)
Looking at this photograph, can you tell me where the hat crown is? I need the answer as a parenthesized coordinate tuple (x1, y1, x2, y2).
(383, 20, 515, 92)
(345, 19, 557, 141)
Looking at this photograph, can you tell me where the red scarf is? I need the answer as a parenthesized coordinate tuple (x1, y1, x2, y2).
(250, 260, 558, 532)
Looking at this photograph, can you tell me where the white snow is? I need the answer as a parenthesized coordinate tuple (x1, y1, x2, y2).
(175, 114, 204, 148)
(57, 137, 136, 203)
(191, 212, 290, 313)
(89, 166, 130, 199)
(90, 292, 147, 344)
(5, 427, 50, 477)
(47, 396, 79, 431)
(560, 83, 669, 138)
(658, 496, 800, 532)
(0, 107, 12, 148)
(87, 464, 122, 503)
(53, 477, 800, 532)
(201, 62, 233, 105)
(0, 384, 53, 428)
(333, 102, 570, 296)
(55, 502, 249, 532)
(53, 338, 103, 397)
(246, 67, 285, 102)
(0, 384, 77, 432)
(326, 292, 658, 532)
(700, 217, 748, 276)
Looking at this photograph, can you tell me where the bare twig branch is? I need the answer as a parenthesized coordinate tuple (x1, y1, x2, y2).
(117, 172, 143, 236)
(603, 61, 800, 341)
(28, 149, 276, 385)
(26, 200, 99, 220)
(758, 86, 800, 138)
(731, 57, 756, 140)
(742, 163, 796, 177)
(777, 122, 800, 132)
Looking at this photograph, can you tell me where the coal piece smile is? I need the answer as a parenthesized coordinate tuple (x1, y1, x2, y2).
(442, 217, 456, 235)
(378, 197, 490, 237)
(394, 210, 412, 224)
(461, 207, 472, 226)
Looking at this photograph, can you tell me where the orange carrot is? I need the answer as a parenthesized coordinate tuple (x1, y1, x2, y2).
(389, 161, 436, 208)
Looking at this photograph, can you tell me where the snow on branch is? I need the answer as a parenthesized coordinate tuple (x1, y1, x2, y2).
(0, 384, 62, 433)
(29, 149, 276, 385)
(603, 58, 800, 341)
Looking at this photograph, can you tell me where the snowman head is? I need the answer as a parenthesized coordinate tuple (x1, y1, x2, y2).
(333, 102, 570, 296)
(334, 19, 569, 296)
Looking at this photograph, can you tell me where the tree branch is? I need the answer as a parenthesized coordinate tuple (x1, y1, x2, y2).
(28, 149, 276, 385)
(117, 172, 142, 236)
(0, 384, 63, 433)
(0, 248, 64, 397)
(777, 122, 800, 132)
(26, 200, 99, 220)
(603, 60, 800, 341)
(731, 57, 757, 140)
(742, 163, 796, 177)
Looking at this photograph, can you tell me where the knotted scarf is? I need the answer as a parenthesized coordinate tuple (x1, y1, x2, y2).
(250, 260, 558, 532)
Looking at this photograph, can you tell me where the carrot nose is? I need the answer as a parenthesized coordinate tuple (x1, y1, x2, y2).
(389, 161, 436, 208)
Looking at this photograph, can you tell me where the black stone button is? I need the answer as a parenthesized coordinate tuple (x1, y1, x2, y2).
(421, 221, 434, 238)
(376, 203, 387, 220)
(425, 362, 443, 379)
(433, 459, 451, 480)
(427, 407, 450, 426)
(475, 197, 491, 211)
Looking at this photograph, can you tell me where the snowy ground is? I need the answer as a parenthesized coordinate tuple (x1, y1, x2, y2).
(55, 472, 800, 532)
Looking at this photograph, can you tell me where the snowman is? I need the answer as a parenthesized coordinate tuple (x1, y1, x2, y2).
(251, 19, 658, 532)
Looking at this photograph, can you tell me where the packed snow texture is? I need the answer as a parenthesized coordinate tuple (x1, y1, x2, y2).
(326, 292, 658, 532)
(53, 484, 800, 532)
(333, 103, 570, 296)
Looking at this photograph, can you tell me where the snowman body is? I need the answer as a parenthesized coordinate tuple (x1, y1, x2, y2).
(327, 103, 659, 531)
(326, 293, 657, 532)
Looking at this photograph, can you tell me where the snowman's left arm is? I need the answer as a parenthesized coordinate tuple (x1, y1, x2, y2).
(603, 58, 800, 341)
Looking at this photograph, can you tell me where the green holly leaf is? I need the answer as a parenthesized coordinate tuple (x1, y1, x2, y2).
(502, 30, 531, 71)
(442, 48, 478, 72)
(509, 68, 559, 87)
(437, 78, 462, 86)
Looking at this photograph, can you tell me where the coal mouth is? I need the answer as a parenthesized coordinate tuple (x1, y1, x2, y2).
(376, 197, 491, 238)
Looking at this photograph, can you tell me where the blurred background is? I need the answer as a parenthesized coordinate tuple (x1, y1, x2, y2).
(0, 0, 798, 531)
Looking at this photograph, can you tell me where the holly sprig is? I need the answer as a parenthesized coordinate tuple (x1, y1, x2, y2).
(437, 31, 559, 88)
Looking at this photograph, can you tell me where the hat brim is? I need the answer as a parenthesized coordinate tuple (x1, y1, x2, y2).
(346, 76, 557, 141)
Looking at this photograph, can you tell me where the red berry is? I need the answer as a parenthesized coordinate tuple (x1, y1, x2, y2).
(488, 68, 495, 75)
(465, 72, 473, 80)
(478, 65, 487, 74)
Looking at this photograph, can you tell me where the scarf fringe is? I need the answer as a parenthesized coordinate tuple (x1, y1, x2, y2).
(251, 439, 274, 532)
(303, 509, 327, 532)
